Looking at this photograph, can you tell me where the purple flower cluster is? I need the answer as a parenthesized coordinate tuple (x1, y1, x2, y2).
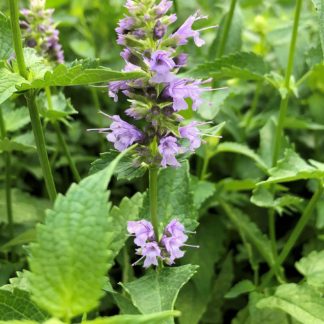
(20, 0, 64, 63)
(95, 0, 216, 168)
(127, 219, 197, 268)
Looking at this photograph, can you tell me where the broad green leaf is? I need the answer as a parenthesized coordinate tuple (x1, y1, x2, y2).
(176, 217, 227, 324)
(225, 280, 255, 299)
(0, 135, 35, 153)
(192, 52, 270, 81)
(23, 48, 51, 81)
(190, 176, 215, 209)
(157, 161, 197, 231)
(27, 150, 129, 319)
(312, 0, 324, 58)
(1, 105, 30, 133)
(222, 203, 275, 267)
(0, 189, 49, 224)
(217, 178, 258, 192)
(216, 142, 268, 173)
(17, 62, 147, 90)
(0, 68, 25, 106)
(0, 12, 13, 60)
(90, 150, 147, 181)
(260, 149, 324, 185)
(123, 265, 198, 322)
(70, 39, 95, 58)
(0, 289, 48, 321)
(108, 193, 144, 262)
(257, 284, 324, 324)
(296, 250, 324, 290)
(83, 311, 180, 324)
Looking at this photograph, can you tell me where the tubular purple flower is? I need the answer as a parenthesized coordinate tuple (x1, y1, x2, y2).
(140, 242, 162, 268)
(179, 122, 202, 151)
(106, 115, 144, 151)
(162, 236, 185, 264)
(108, 81, 129, 102)
(164, 219, 188, 241)
(127, 220, 155, 246)
(155, 0, 173, 16)
(149, 50, 175, 83)
(171, 12, 207, 47)
(158, 136, 181, 167)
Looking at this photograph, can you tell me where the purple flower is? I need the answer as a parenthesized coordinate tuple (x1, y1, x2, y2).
(174, 53, 188, 67)
(162, 236, 185, 264)
(116, 16, 135, 35)
(164, 219, 188, 242)
(153, 20, 167, 40)
(171, 12, 207, 47)
(149, 50, 175, 83)
(108, 81, 129, 102)
(139, 242, 162, 268)
(127, 220, 155, 246)
(179, 122, 202, 151)
(154, 0, 172, 16)
(164, 79, 204, 111)
(106, 115, 143, 151)
(158, 136, 180, 167)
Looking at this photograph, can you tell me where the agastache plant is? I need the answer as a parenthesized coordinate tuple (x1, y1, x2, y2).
(19, 0, 64, 63)
(93, 0, 217, 268)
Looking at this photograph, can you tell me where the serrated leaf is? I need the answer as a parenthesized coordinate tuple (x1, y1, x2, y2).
(108, 193, 144, 262)
(296, 250, 324, 290)
(191, 52, 270, 81)
(157, 161, 197, 231)
(312, 0, 324, 58)
(2, 106, 30, 132)
(225, 280, 255, 299)
(17, 62, 147, 90)
(0, 68, 25, 106)
(260, 149, 324, 185)
(0, 289, 48, 321)
(221, 203, 275, 267)
(0, 12, 13, 60)
(190, 176, 215, 209)
(27, 150, 129, 319)
(122, 265, 198, 323)
(90, 150, 147, 181)
(257, 284, 324, 324)
(216, 142, 268, 173)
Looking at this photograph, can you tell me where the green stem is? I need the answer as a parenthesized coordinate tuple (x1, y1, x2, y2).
(0, 109, 14, 238)
(45, 87, 81, 182)
(8, 0, 28, 79)
(26, 92, 57, 202)
(149, 167, 159, 240)
(200, 155, 210, 180)
(272, 0, 303, 165)
(216, 0, 237, 58)
(261, 182, 323, 288)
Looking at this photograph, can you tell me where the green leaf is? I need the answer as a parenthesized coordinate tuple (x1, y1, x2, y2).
(221, 203, 275, 267)
(312, 0, 324, 58)
(36, 92, 77, 124)
(190, 176, 215, 209)
(157, 161, 197, 231)
(17, 62, 147, 90)
(0, 189, 49, 224)
(108, 193, 145, 263)
(122, 265, 198, 321)
(1, 230, 36, 252)
(83, 312, 180, 324)
(90, 150, 147, 181)
(251, 186, 303, 215)
(296, 250, 324, 290)
(1, 105, 30, 133)
(0, 289, 48, 321)
(0, 135, 35, 153)
(259, 149, 324, 185)
(0, 12, 13, 60)
(0, 68, 25, 106)
(176, 217, 227, 324)
(225, 280, 255, 299)
(27, 150, 129, 319)
(216, 142, 268, 173)
(257, 284, 324, 324)
(191, 52, 270, 81)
